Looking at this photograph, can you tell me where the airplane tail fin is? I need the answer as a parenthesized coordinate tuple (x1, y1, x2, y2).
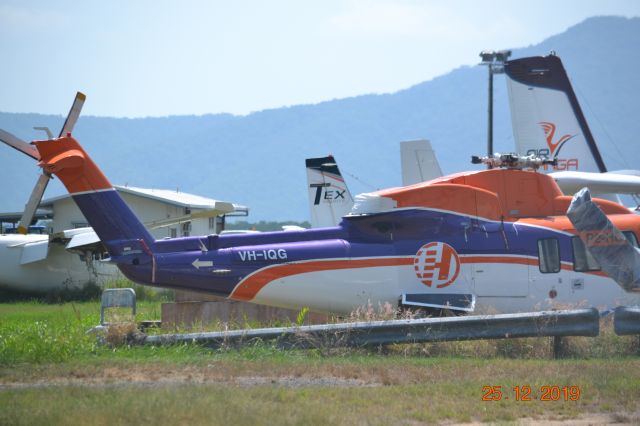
(305, 155, 354, 227)
(504, 54, 606, 173)
(400, 139, 443, 186)
(567, 188, 640, 293)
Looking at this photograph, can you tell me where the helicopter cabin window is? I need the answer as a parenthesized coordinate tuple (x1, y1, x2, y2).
(623, 231, 639, 247)
(572, 237, 600, 272)
(538, 238, 560, 273)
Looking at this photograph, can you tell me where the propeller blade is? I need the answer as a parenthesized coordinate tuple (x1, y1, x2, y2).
(0, 129, 40, 160)
(58, 92, 86, 137)
(17, 173, 51, 234)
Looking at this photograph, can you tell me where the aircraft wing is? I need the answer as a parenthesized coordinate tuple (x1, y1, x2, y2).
(551, 171, 640, 195)
(64, 229, 101, 250)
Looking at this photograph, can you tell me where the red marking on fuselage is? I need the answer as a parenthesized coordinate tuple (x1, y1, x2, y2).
(414, 242, 460, 288)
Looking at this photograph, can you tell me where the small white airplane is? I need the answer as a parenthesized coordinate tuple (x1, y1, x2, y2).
(504, 53, 640, 199)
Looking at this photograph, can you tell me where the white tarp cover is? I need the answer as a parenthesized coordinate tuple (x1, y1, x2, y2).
(349, 192, 397, 215)
(566, 187, 640, 292)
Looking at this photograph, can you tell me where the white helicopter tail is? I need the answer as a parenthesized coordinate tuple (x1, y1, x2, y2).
(400, 139, 443, 186)
(305, 155, 354, 228)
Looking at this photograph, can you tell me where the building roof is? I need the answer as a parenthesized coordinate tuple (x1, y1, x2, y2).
(39, 185, 247, 216)
(0, 208, 53, 223)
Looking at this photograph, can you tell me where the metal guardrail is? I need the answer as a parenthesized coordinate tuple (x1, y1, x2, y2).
(144, 308, 599, 349)
(614, 306, 640, 335)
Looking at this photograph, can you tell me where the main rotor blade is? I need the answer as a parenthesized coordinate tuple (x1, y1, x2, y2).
(58, 92, 86, 137)
(17, 173, 51, 234)
(0, 129, 40, 160)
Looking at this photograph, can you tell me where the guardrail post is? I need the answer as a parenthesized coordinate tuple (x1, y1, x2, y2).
(552, 336, 566, 359)
(100, 288, 136, 326)
(614, 306, 640, 356)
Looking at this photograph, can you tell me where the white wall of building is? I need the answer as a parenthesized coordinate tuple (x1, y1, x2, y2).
(50, 191, 221, 238)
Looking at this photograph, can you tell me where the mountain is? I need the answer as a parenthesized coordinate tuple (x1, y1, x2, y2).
(1, 16, 639, 221)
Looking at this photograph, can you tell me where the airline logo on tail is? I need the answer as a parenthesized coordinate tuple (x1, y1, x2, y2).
(530, 122, 579, 171)
(414, 242, 460, 288)
(540, 122, 576, 158)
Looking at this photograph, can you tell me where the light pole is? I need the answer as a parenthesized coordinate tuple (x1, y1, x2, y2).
(479, 50, 511, 163)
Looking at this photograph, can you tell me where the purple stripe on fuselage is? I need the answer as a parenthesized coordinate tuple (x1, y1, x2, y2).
(72, 190, 154, 247)
(84, 203, 575, 297)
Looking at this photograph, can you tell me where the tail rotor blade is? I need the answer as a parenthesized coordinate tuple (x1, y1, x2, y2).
(17, 173, 51, 234)
(0, 129, 40, 160)
(58, 92, 86, 137)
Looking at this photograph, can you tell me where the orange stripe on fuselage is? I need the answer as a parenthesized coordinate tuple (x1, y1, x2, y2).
(230, 257, 414, 301)
(460, 255, 538, 266)
(33, 135, 111, 194)
(461, 255, 608, 276)
(231, 254, 610, 302)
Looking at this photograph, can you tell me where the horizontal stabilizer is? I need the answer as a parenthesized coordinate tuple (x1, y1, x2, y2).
(567, 188, 640, 292)
(19, 239, 49, 265)
(65, 230, 101, 251)
(551, 171, 640, 195)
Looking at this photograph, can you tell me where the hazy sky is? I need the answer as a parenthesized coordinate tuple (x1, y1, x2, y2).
(1, 0, 639, 117)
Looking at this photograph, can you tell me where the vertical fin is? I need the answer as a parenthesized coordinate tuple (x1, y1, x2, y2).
(505, 54, 606, 173)
(305, 155, 354, 227)
(400, 139, 443, 186)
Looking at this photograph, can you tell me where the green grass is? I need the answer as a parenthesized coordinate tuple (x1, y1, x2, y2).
(1, 358, 639, 425)
(0, 301, 639, 424)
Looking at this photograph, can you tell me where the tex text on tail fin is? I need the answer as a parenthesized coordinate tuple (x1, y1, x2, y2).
(305, 155, 354, 228)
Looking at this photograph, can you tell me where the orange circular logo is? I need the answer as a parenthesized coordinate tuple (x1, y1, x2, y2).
(414, 242, 460, 288)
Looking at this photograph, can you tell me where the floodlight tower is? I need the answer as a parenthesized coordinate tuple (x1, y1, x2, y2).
(479, 50, 511, 163)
